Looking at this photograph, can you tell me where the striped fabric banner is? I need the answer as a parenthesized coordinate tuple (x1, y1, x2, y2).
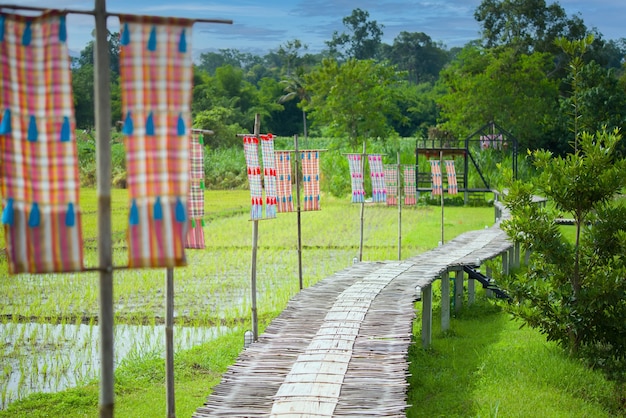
(0, 11, 84, 274)
(186, 131, 205, 249)
(383, 164, 398, 206)
(260, 134, 277, 219)
(301, 151, 320, 211)
(403, 165, 416, 206)
(243, 136, 263, 220)
(444, 160, 458, 195)
(119, 16, 194, 268)
(368, 154, 386, 203)
(347, 154, 364, 203)
(429, 160, 443, 196)
(275, 151, 294, 213)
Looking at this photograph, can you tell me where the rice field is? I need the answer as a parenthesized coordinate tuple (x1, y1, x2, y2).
(0, 188, 494, 408)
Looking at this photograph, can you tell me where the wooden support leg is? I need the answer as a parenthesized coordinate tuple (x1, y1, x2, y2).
(468, 271, 475, 305)
(454, 269, 463, 312)
(502, 251, 509, 275)
(485, 265, 493, 298)
(421, 284, 433, 349)
(514, 243, 521, 269)
(440, 271, 450, 331)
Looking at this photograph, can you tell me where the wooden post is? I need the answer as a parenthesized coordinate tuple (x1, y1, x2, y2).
(94, 1, 114, 416)
(440, 271, 450, 331)
(454, 268, 463, 312)
(440, 151, 444, 244)
(250, 114, 261, 341)
(421, 284, 433, 348)
(502, 251, 509, 275)
(358, 141, 366, 262)
(165, 268, 175, 418)
(294, 135, 303, 290)
(514, 242, 521, 269)
(485, 265, 493, 298)
(397, 152, 402, 260)
(468, 271, 475, 305)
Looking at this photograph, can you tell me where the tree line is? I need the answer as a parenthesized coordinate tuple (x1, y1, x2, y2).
(71, 0, 626, 155)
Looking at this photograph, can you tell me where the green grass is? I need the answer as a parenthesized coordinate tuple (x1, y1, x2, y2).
(408, 286, 625, 417)
(1, 189, 623, 416)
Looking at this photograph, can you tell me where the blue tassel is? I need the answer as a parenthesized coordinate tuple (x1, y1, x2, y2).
(146, 112, 155, 135)
(60, 116, 70, 142)
(147, 26, 157, 51)
(2, 198, 14, 225)
(0, 109, 10, 134)
(279, 154, 283, 161)
(129, 199, 139, 225)
(177, 113, 185, 135)
(59, 16, 67, 42)
(0, 15, 5, 42)
(287, 174, 291, 181)
(121, 23, 130, 45)
(178, 29, 187, 53)
(175, 197, 186, 222)
(153, 197, 163, 220)
(122, 111, 133, 135)
(22, 21, 32, 46)
(27, 115, 38, 142)
(65, 202, 75, 227)
(28, 203, 40, 227)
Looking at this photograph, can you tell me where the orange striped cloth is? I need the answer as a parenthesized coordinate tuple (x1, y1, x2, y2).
(429, 160, 442, 196)
(0, 11, 84, 273)
(384, 164, 398, 206)
(403, 165, 416, 205)
(186, 131, 205, 249)
(275, 151, 294, 213)
(301, 151, 320, 211)
(119, 15, 194, 267)
(444, 160, 458, 195)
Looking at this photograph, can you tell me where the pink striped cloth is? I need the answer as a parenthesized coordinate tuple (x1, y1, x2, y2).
(403, 165, 416, 205)
(244, 136, 263, 220)
(444, 160, 458, 195)
(186, 131, 205, 248)
(368, 154, 386, 203)
(119, 15, 194, 267)
(275, 151, 294, 213)
(260, 134, 277, 218)
(384, 164, 398, 206)
(347, 154, 364, 203)
(301, 151, 320, 211)
(0, 11, 84, 273)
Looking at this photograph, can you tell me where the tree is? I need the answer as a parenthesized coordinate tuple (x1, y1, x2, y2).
(278, 71, 310, 139)
(437, 44, 559, 151)
(304, 58, 401, 148)
(475, 0, 587, 54)
(501, 129, 626, 367)
(326, 8, 384, 60)
(385, 31, 449, 84)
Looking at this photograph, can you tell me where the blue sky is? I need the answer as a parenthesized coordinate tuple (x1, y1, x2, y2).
(4, 0, 626, 58)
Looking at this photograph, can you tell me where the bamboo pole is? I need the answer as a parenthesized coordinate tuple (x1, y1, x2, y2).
(440, 150, 444, 245)
(358, 141, 366, 262)
(250, 114, 261, 341)
(94, 0, 114, 417)
(397, 152, 401, 260)
(165, 268, 175, 417)
(294, 135, 303, 290)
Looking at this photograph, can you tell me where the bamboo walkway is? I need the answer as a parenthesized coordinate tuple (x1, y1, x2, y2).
(194, 217, 513, 418)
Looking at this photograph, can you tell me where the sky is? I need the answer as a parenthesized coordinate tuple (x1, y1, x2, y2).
(3, 0, 625, 59)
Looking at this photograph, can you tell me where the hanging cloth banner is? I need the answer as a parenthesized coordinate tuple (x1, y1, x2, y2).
(347, 154, 364, 203)
(383, 164, 398, 206)
(275, 151, 294, 213)
(368, 154, 386, 203)
(301, 151, 321, 211)
(403, 165, 417, 205)
(119, 15, 194, 268)
(0, 11, 84, 274)
(429, 160, 443, 196)
(243, 135, 263, 220)
(444, 160, 458, 195)
(186, 131, 205, 249)
(260, 134, 277, 219)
